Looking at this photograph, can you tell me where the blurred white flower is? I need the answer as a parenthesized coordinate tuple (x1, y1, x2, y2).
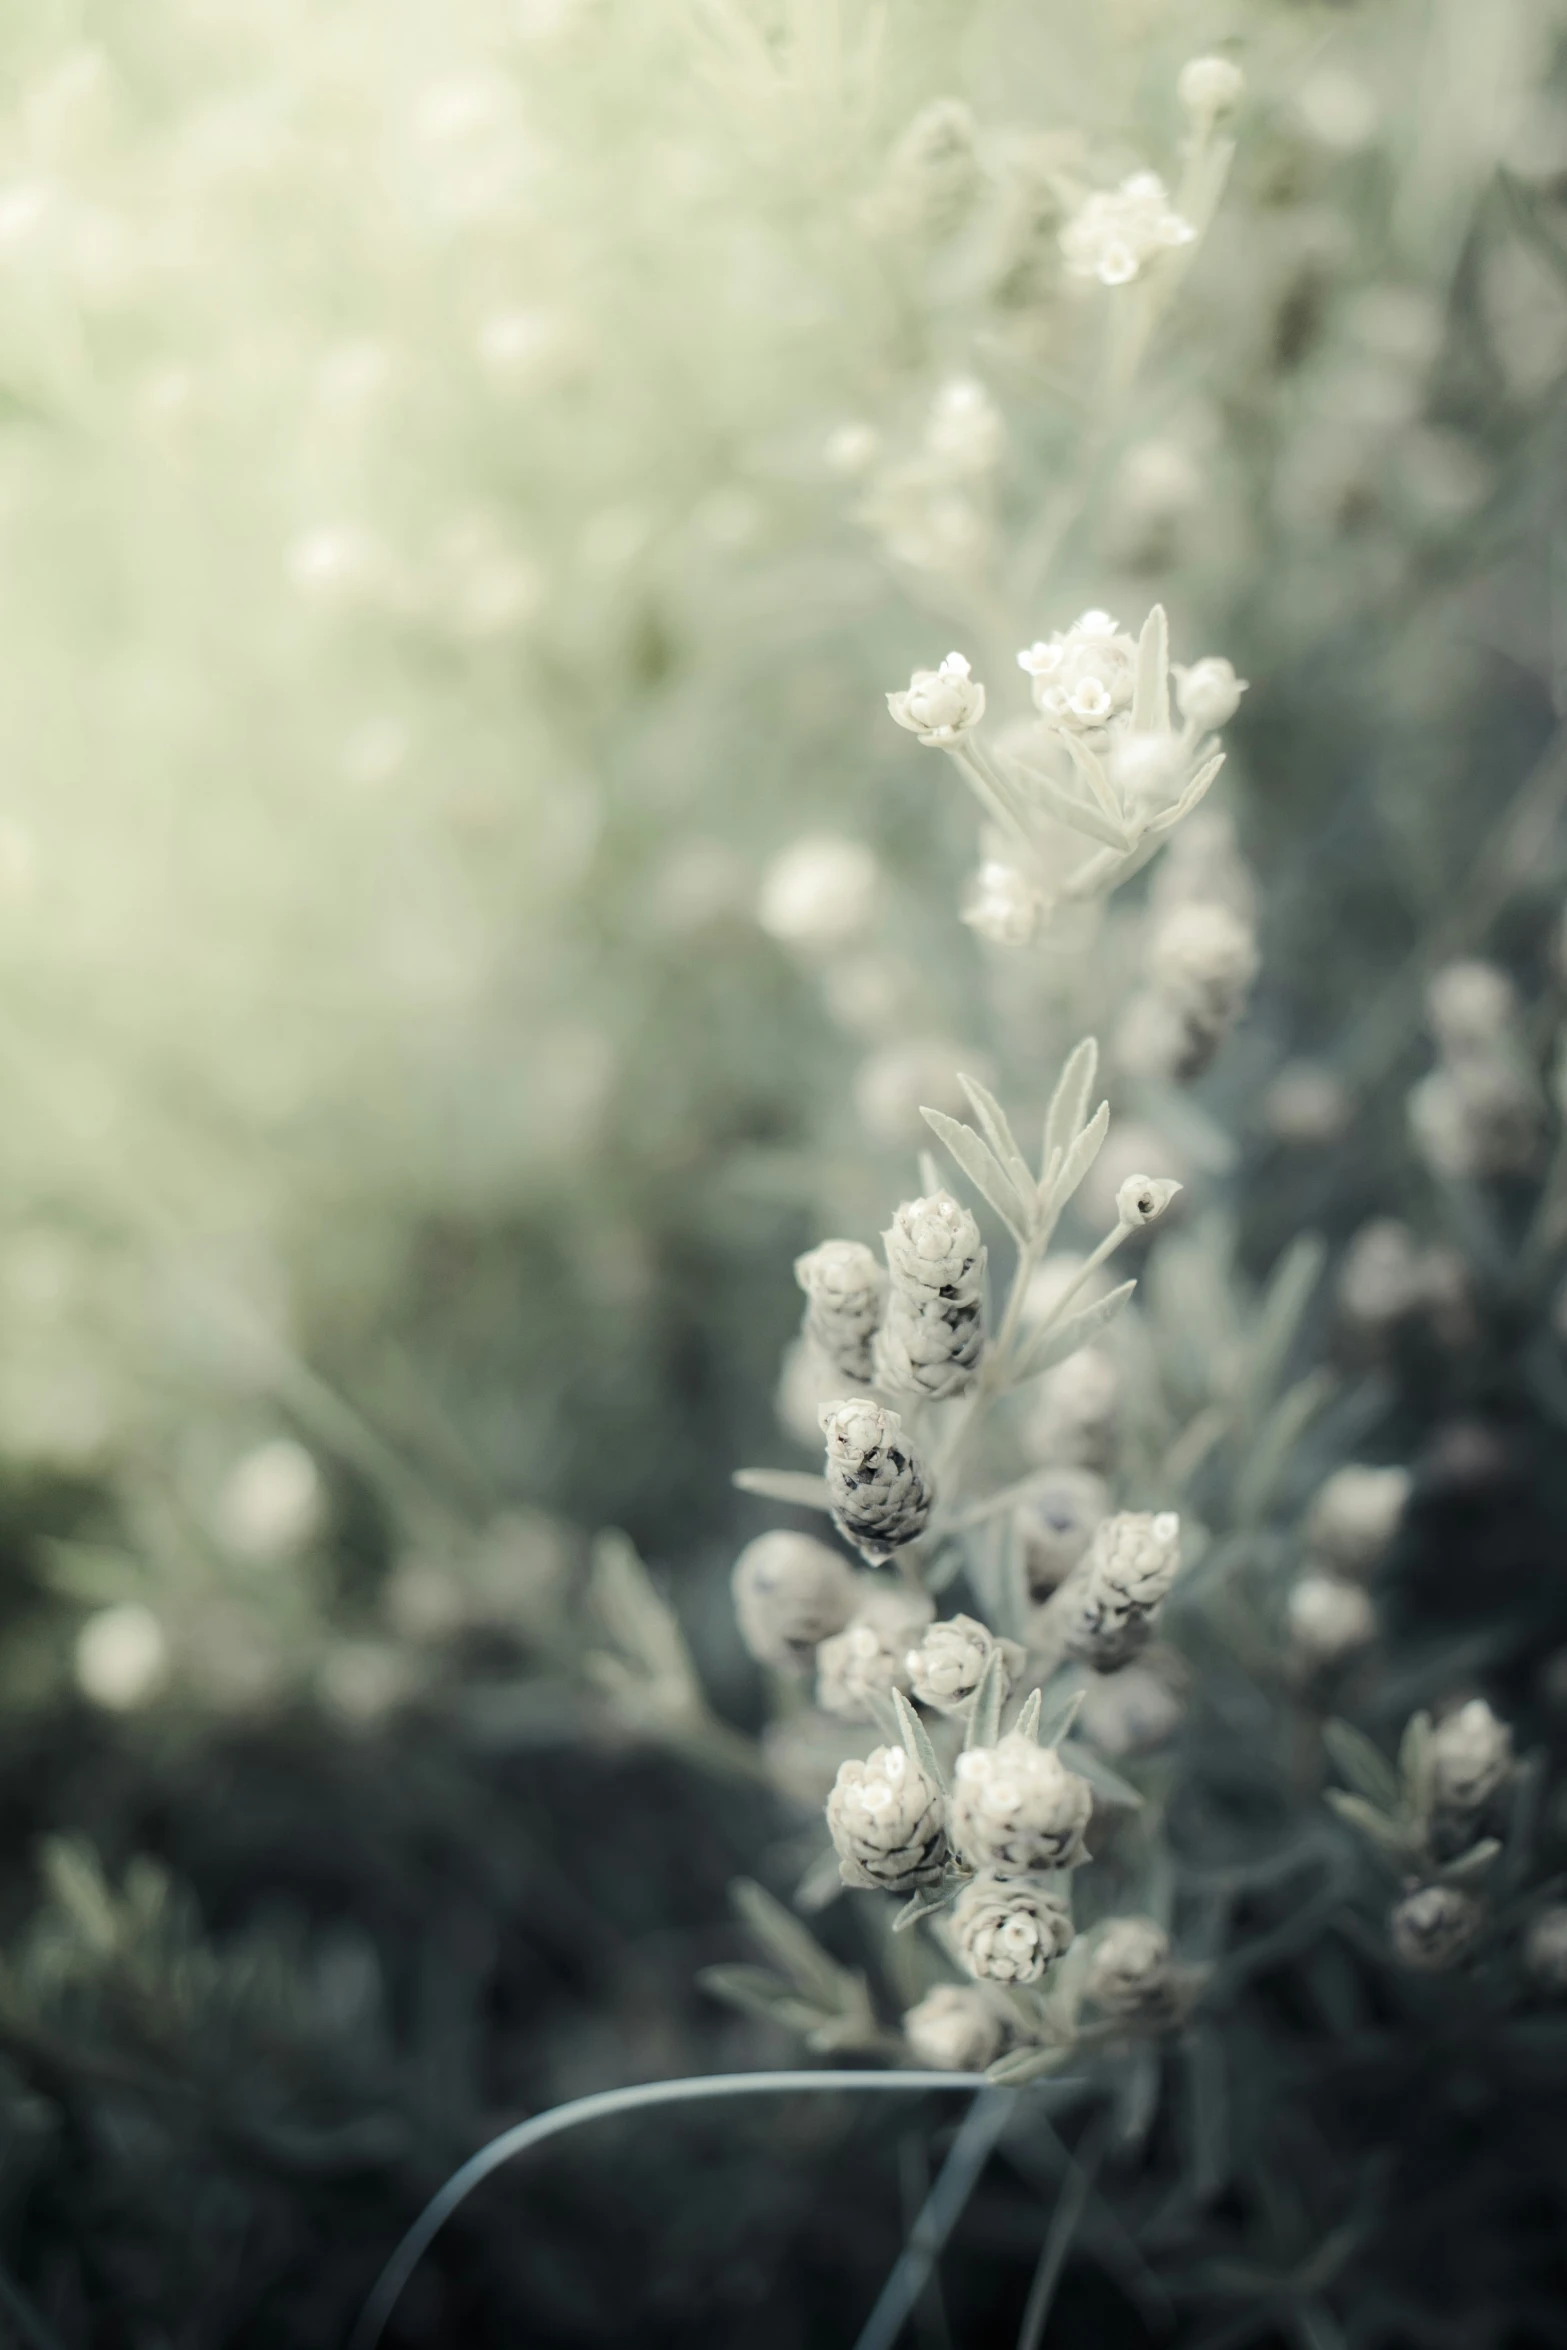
(1174, 657, 1247, 732)
(1177, 57, 1244, 125)
(962, 860, 1039, 946)
(758, 837, 879, 947)
(887, 652, 986, 745)
(1060, 175, 1193, 287)
(217, 1440, 324, 1561)
(76, 1604, 169, 1711)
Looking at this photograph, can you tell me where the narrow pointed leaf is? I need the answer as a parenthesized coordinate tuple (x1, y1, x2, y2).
(1323, 1719, 1401, 1812)
(920, 1108, 1030, 1239)
(732, 1468, 834, 1512)
(1012, 1687, 1043, 1742)
(987, 2044, 1070, 2087)
(1044, 1042, 1098, 1178)
(965, 1647, 1005, 1750)
(957, 1073, 1036, 1212)
(1012, 1280, 1135, 1383)
(1040, 1686, 1086, 1749)
(891, 1686, 948, 1795)
(892, 1887, 952, 1933)
(1132, 604, 1170, 734)
(1027, 763, 1136, 851)
(1144, 752, 1224, 837)
(1325, 1790, 1417, 1867)
(918, 1147, 944, 1199)
(733, 1879, 857, 2006)
(1061, 1739, 1144, 1809)
(1399, 1711, 1434, 1819)
(1047, 1099, 1111, 1213)
(1439, 1838, 1502, 1884)
(1060, 727, 1126, 823)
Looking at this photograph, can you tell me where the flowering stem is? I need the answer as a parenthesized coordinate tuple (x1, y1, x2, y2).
(349, 2070, 992, 2350)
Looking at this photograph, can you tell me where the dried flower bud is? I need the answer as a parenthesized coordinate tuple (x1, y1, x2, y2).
(820, 1398, 935, 1562)
(1307, 1465, 1410, 1579)
(951, 1735, 1093, 1872)
(1429, 1698, 1513, 1814)
(816, 1582, 935, 1720)
(794, 1239, 887, 1385)
(903, 1982, 1005, 2070)
(1177, 56, 1245, 124)
(1173, 654, 1246, 730)
(1026, 1346, 1121, 1471)
(887, 652, 986, 746)
(1086, 1917, 1174, 2017)
(1115, 1173, 1183, 1228)
(874, 1192, 986, 1402)
(1016, 1466, 1108, 1597)
(1524, 1905, 1567, 1995)
(1064, 1512, 1180, 1671)
(906, 1614, 1024, 1713)
(731, 1531, 858, 1674)
(1288, 1572, 1376, 1666)
(953, 1872, 1074, 1983)
(1390, 1884, 1482, 1971)
(827, 1742, 947, 1892)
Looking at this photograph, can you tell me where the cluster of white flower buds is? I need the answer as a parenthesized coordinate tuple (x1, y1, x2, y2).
(1288, 1460, 1409, 1670)
(874, 1192, 987, 1401)
(826, 1743, 947, 1892)
(1085, 1917, 1175, 2018)
(953, 1872, 1074, 1984)
(1062, 1511, 1182, 1672)
(951, 1735, 1093, 1871)
(819, 1399, 935, 1563)
(905, 1614, 1023, 1713)
(1408, 960, 1542, 1183)
(1059, 174, 1194, 288)
(794, 1239, 886, 1385)
(887, 651, 986, 745)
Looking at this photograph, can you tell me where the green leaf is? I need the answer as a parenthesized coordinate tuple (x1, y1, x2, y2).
(1039, 1686, 1085, 1749)
(1046, 1100, 1111, 1214)
(1044, 1039, 1099, 1179)
(1132, 603, 1170, 733)
(1240, 1235, 1327, 1422)
(1230, 1368, 1336, 1528)
(1325, 1790, 1417, 1868)
(957, 1073, 1036, 1215)
(1439, 1838, 1502, 1885)
(919, 1108, 1030, 1240)
(697, 1964, 831, 2035)
(732, 1879, 857, 2008)
(1060, 727, 1127, 825)
(1399, 1711, 1434, 1821)
(1012, 1278, 1136, 1384)
(892, 1886, 952, 1933)
(732, 1468, 834, 1511)
(987, 2044, 1070, 2086)
(1323, 1719, 1401, 1812)
(1026, 762, 1136, 852)
(1144, 751, 1225, 837)
(1060, 1739, 1143, 1809)
(891, 1686, 948, 1794)
(965, 1647, 1005, 1751)
(1012, 1687, 1043, 1742)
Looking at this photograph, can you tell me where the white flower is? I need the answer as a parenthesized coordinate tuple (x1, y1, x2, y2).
(906, 1615, 1024, 1713)
(825, 421, 880, 475)
(1174, 656, 1247, 731)
(887, 652, 986, 746)
(1390, 1884, 1481, 1971)
(925, 378, 1003, 476)
(76, 1603, 169, 1711)
(794, 1238, 887, 1384)
(217, 1440, 324, 1560)
(758, 836, 879, 947)
(1427, 960, 1516, 1054)
(1060, 175, 1195, 288)
(903, 1983, 1004, 2070)
(1429, 1698, 1513, 1814)
(874, 1191, 986, 1401)
(826, 1742, 947, 1892)
(1018, 611, 1137, 730)
(962, 861, 1039, 947)
(1307, 1464, 1411, 1578)
(820, 1398, 936, 1562)
(1115, 1173, 1183, 1228)
(952, 1872, 1074, 1983)
(951, 1734, 1093, 1872)
(1086, 1918, 1174, 2017)
(816, 1582, 935, 1720)
(1288, 1572, 1376, 1666)
(731, 1531, 859, 1674)
(1178, 56, 1245, 123)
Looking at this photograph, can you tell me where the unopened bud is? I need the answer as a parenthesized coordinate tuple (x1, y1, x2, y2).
(1390, 1884, 1481, 1971)
(1115, 1173, 1182, 1227)
(820, 1398, 935, 1562)
(903, 1983, 1004, 2069)
(952, 1872, 1074, 1983)
(951, 1735, 1092, 1872)
(906, 1614, 1024, 1713)
(731, 1531, 858, 1674)
(1429, 1698, 1512, 1814)
(827, 1742, 947, 1892)
(1086, 1917, 1174, 2017)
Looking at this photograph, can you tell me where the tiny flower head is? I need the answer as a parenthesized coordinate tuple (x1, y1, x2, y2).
(952, 1872, 1074, 1983)
(887, 652, 985, 746)
(903, 1983, 1004, 2070)
(1390, 1883, 1482, 1972)
(826, 1741, 947, 1892)
(1086, 1917, 1174, 2018)
(906, 1614, 1024, 1713)
(731, 1530, 859, 1674)
(1178, 56, 1245, 123)
(1174, 656, 1247, 732)
(951, 1734, 1092, 1872)
(1115, 1173, 1182, 1228)
(1429, 1698, 1512, 1815)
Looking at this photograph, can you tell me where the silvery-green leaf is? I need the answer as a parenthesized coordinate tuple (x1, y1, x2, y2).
(1060, 1739, 1143, 1809)
(590, 1531, 694, 1686)
(732, 1468, 834, 1512)
(1325, 1790, 1417, 1867)
(1132, 603, 1170, 734)
(1439, 1838, 1502, 1884)
(794, 1845, 846, 1914)
(965, 1647, 1005, 1751)
(987, 2044, 1070, 2086)
(1026, 761, 1137, 851)
(1012, 1687, 1043, 1742)
(1060, 727, 1127, 824)
(1039, 1686, 1086, 1749)
(920, 1107, 1031, 1239)
(732, 1879, 858, 2006)
(697, 1965, 830, 2036)
(1241, 1235, 1327, 1422)
(1044, 1039, 1098, 1178)
(957, 1073, 1036, 1213)
(1046, 1100, 1111, 1214)
(1144, 751, 1224, 837)
(1399, 1711, 1434, 1820)
(892, 1886, 952, 1933)
(1230, 1368, 1336, 1526)
(1012, 1281, 1136, 1383)
(866, 1686, 903, 1747)
(891, 1685, 948, 1795)
(1323, 1719, 1401, 1813)
(918, 1147, 944, 1199)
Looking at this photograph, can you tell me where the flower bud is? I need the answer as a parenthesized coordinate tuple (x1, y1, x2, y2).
(906, 1614, 1024, 1713)
(951, 1734, 1092, 1872)
(1524, 1905, 1567, 1995)
(1115, 1173, 1183, 1227)
(827, 1742, 947, 1892)
(816, 1582, 935, 1720)
(1064, 1511, 1180, 1671)
(820, 1398, 935, 1563)
(794, 1239, 887, 1385)
(1178, 56, 1245, 123)
(874, 1192, 986, 1401)
(952, 1872, 1074, 1983)
(1429, 1698, 1512, 1814)
(731, 1531, 859, 1674)
(903, 1982, 1005, 2070)
(1390, 1884, 1482, 1971)
(1288, 1572, 1375, 1667)
(1086, 1917, 1174, 2017)
(758, 836, 879, 949)
(1016, 1466, 1108, 1597)
(1026, 1346, 1121, 1471)
(887, 652, 986, 746)
(1174, 655, 1246, 731)
(1307, 1465, 1410, 1580)
(1427, 960, 1516, 1056)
